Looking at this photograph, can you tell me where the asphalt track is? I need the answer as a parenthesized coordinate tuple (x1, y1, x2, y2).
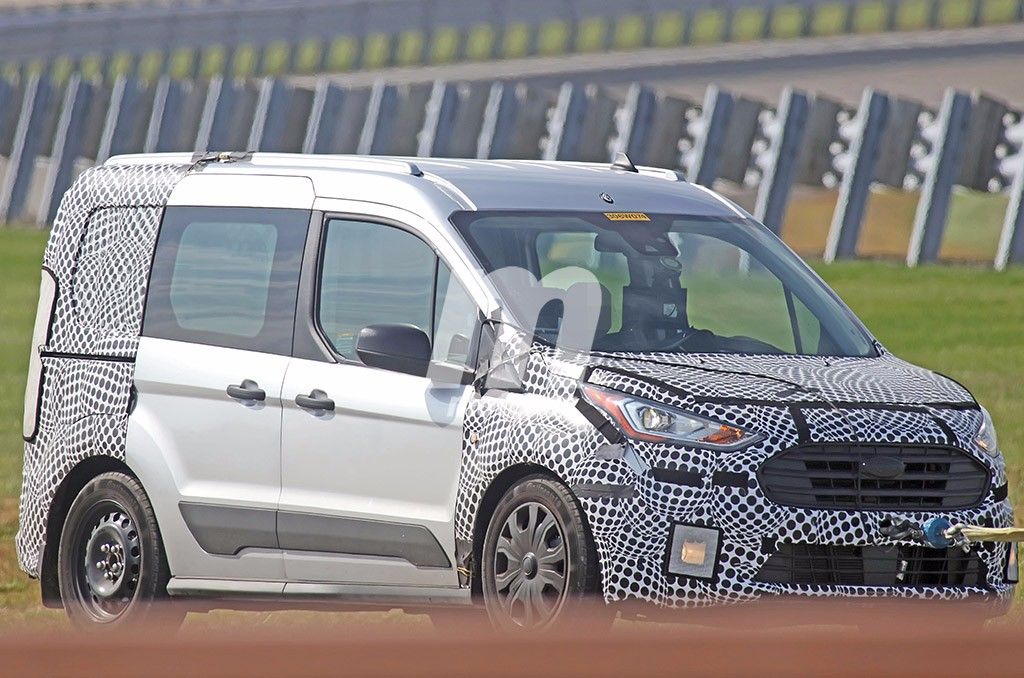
(312, 24, 1024, 107)
(3, 600, 1019, 676)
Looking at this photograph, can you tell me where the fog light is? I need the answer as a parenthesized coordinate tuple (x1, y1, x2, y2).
(667, 524, 720, 580)
(1007, 543, 1019, 584)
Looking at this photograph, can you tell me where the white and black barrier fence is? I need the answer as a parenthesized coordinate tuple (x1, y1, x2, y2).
(0, 73, 1022, 270)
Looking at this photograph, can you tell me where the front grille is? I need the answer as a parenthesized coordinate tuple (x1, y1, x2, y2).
(758, 444, 990, 510)
(754, 543, 986, 588)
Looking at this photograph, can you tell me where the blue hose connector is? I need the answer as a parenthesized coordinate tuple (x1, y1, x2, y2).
(922, 517, 953, 549)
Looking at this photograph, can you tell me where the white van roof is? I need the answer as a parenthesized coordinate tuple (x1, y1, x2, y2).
(105, 153, 747, 220)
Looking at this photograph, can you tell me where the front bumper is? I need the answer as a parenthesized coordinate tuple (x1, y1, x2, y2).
(573, 447, 1016, 613)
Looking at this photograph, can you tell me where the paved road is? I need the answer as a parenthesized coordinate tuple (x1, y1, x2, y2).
(308, 24, 1024, 107)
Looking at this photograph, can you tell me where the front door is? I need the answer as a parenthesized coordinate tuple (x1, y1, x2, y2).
(280, 216, 481, 585)
(129, 203, 309, 581)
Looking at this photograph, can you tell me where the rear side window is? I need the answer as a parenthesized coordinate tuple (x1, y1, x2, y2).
(143, 206, 309, 354)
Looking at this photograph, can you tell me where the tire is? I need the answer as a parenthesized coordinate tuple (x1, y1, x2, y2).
(481, 475, 611, 631)
(57, 471, 184, 631)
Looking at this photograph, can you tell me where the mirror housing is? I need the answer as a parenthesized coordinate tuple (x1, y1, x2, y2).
(356, 324, 431, 377)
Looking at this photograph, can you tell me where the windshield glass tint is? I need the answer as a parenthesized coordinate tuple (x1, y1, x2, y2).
(451, 211, 876, 357)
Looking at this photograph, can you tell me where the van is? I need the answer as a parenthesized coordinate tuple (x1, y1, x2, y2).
(19, 152, 1015, 629)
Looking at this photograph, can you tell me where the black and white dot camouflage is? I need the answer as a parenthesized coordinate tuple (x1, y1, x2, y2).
(455, 341, 1013, 610)
(17, 163, 188, 577)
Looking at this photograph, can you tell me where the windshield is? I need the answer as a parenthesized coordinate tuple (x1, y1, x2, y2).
(451, 211, 877, 358)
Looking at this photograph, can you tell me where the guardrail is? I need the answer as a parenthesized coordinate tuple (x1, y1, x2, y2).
(1, 0, 1022, 82)
(0, 72, 1021, 269)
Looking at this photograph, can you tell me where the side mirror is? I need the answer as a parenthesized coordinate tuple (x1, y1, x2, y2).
(356, 324, 431, 377)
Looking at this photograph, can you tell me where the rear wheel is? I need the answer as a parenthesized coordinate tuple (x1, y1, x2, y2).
(57, 472, 183, 630)
(481, 475, 609, 631)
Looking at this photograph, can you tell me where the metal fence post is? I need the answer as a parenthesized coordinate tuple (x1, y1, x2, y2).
(38, 74, 93, 226)
(303, 80, 345, 154)
(477, 82, 517, 159)
(997, 152, 1024, 269)
(194, 76, 224, 152)
(542, 82, 586, 161)
(609, 83, 655, 164)
(144, 75, 189, 153)
(96, 76, 147, 163)
(824, 88, 890, 262)
(417, 80, 458, 157)
(0, 75, 52, 223)
(248, 78, 292, 151)
(752, 87, 810, 235)
(906, 88, 973, 267)
(685, 85, 733, 187)
(357, 80, 398, 155)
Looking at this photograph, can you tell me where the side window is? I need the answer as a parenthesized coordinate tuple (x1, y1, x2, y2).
(143, 206, 309, 354)
(318, 219, 436, 360)
(433, 263, 479, 366)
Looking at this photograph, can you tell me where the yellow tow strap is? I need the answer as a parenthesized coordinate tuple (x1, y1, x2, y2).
(947, 525, 1024, 543)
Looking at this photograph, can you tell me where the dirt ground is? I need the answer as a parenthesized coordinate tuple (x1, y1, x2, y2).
(0, 600, 1017, 677)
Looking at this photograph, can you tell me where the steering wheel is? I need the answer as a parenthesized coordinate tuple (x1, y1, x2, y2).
(656, 327, 713, 352)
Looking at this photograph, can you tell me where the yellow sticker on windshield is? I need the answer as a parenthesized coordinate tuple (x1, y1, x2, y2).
(604, 212, 650, 222)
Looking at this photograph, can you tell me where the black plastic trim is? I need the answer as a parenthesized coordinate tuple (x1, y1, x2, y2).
(179, 502, 278, 556)
(37, 351, 134, 363)
(652, 468, 703, 487)
(571, 483, 636, 499)
(277, 511, 451, 569)
(574, 393, 624, 444)
(712, 471, 749, 489)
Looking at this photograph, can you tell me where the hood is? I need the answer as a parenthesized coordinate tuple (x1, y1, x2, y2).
(579, 351, 975, 408)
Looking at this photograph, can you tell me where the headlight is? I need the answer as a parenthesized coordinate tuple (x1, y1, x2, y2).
(976, 407, 1000, 458)
(580, 384, 762, 451)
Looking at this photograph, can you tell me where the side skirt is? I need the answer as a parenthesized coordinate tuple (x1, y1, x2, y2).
(166, 577, 472, 611)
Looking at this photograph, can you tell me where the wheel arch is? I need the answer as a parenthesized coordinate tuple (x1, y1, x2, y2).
(470, 463, 599, 598)
(39, 455, 137, 608)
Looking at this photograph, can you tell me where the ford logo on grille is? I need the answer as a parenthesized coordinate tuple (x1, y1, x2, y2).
(860, 456, 905, 479)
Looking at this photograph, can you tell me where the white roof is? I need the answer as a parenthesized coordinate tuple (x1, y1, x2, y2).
(106, 153, 746, 219)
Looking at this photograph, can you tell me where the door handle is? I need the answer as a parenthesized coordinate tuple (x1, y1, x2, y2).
(226, 379, 266, 402)
(296, 389, 335, 412)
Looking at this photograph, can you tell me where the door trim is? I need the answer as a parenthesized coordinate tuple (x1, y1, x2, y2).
(180, 502, 452, 569)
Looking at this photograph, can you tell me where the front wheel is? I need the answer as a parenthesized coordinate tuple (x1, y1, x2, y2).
(57, 472, 183, 630)
(481, 475, 610, 631)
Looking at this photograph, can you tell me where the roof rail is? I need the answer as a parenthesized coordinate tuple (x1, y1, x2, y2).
(250, 154, 424, 177)
(105, 152, 425, 178)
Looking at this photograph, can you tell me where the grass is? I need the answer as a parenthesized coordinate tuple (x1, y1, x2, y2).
(0, 223, 1021, 623)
